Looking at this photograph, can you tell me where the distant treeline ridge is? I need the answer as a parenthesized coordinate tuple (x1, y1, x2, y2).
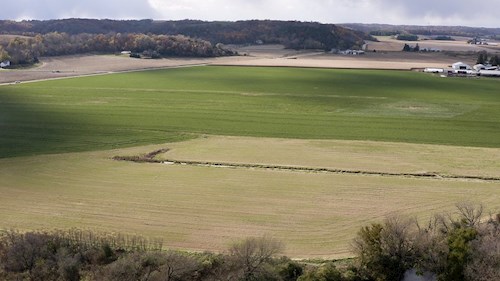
(0, 32, 234, 65)
(341, 23, 500, 38)
(0, 19, 370, 51)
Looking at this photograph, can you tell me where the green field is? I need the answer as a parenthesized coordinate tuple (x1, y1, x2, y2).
(1, 66, 500, 258)
(2, 66, 500, 158)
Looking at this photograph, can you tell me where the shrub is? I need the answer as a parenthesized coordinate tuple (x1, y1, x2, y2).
(228, 235, 284, 281)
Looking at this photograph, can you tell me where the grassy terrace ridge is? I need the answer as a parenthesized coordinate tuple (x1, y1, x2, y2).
(117, 136, 500, 180)
(1, 66, 500, 158)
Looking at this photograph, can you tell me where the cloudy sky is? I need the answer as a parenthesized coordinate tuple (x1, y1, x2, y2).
(5, 0, 500, 28)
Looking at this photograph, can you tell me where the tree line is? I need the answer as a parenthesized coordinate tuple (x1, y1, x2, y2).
(402, 43, 420, 52)
(1, 202, 498, 281)
(0, 19, 371, 52)
(0, 32, 235, 65)
(343, 23, 500, 38)
(476, 51, 500, 66)
(396, 34, 419, 41)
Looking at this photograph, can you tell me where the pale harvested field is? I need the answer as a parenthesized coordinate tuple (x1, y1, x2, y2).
(0, 55, 224, 84)
(2, 41, 486, 84)
(0, 46, 304, 84)
(1, 136, 499, 258)
(367, 36, 500, 53)
(217, 44, 482, 70)
(215, 52, 460, 70)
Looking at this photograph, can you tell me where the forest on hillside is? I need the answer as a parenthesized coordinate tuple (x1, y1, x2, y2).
(0, 19, 369, 55)
(0, 33, 234, 65)
(341, 23, 500, 38)
(0, 19, 370, 66)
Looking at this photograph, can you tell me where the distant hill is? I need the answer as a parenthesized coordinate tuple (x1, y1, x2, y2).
(0, 19, 371, 50)
(341, 23, 500, 38)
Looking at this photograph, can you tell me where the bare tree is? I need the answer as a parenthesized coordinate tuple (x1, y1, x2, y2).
(156, 251, 199, 281)
(228, 235, 283, 281)
(455, 202, 483, 227)
(465, 215, 500, 281)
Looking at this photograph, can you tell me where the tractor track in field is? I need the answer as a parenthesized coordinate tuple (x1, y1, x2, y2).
(113, 149, 500, 183)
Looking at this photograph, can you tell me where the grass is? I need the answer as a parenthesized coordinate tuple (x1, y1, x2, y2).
(156, 136, 500, 178)
(1, 66, 500, 258)
(1, 66, 500, 158)
(0, 143, 498, 258)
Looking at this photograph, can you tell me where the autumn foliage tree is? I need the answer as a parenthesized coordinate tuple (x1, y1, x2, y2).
(0, 32, 234, 66)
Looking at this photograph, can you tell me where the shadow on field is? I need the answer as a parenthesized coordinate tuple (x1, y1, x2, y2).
(0, 87, 90, 158)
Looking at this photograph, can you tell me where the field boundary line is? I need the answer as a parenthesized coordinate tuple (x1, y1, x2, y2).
(210, 63, 415, 71)
(112, 150, 500, 183)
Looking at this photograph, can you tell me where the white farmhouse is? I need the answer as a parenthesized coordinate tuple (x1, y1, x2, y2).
(0, 60, 10, 68)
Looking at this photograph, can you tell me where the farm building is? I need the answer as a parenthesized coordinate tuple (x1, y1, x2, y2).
(0, 60, 10, 68)
(424, 68, 444, 73)
(474, 64, 486, 71)
(338, 49, 365, 55)
(478, 70, 500, 77)
(451, 62, 474, 75)
(424, 61, 499, 78)
(474, 64, 498, 71)
(452, 62, 472, 70)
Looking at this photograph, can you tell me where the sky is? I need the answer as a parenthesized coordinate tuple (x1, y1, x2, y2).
(4, 0, 500, 28)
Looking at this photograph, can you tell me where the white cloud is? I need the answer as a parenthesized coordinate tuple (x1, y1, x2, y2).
(146, 0, 390, 22)
(375, 0, 500, 27)
(2, 0, 500, 27)
(7, 0, 159, 20)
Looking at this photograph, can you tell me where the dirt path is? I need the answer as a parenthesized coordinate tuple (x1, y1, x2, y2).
(0, 55, 220, 84)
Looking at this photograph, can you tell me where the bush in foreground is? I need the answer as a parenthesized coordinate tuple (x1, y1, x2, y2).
(1, 202, 498, 281)
(353, 202, 499, 281)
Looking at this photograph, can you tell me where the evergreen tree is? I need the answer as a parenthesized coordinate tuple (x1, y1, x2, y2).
(489, 55, 499, 66)
(0, 46, 9, 62)
(476, 51, 488, 64)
